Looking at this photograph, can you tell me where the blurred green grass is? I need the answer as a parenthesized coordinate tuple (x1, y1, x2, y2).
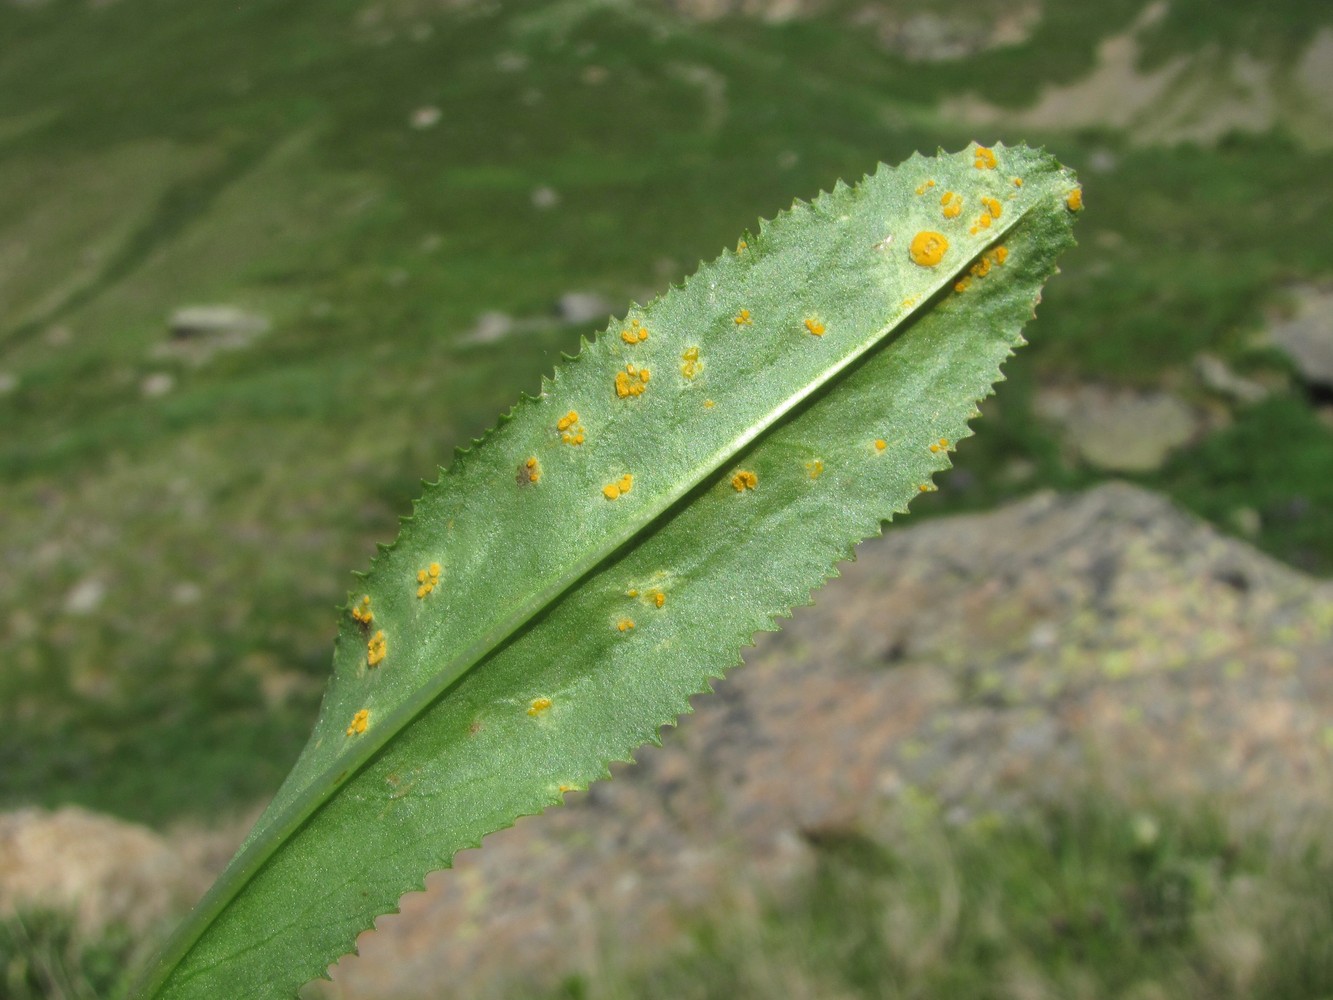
(1, 0, 1331, 833)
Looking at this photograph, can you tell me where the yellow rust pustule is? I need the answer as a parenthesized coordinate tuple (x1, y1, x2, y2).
(806, 459, 824, 480)
(680, 346, 702, 380)
(557, 410, 585, 445)
(940, 191, 963, 220)
(733, 308, 752, 326)
(620, 319, 649, 344)
(803, 317, 825, 337)
(874, 439, 887, 452)
(731, 470, 758, 492)
(602, 473, 634, 500)
(1066, 187, 1084, 212)
(367, 630, 387, 667)
(416, 561, 442, 599)
(615, 363, 650, 399)
(516, 456, 542, 487)
(617, 619, 635, 632)
(909, 231, 949, 267)
(346, 708, 369, 736)
(527, 697, 552, 717)
(974, 145, 997, 170)
(351, 595, 373, 627)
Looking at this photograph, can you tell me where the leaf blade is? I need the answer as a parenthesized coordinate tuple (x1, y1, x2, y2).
(138, 143, 1079, 999)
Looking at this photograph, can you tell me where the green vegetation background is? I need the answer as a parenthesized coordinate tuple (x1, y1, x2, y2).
(0, 0, 1329, 871)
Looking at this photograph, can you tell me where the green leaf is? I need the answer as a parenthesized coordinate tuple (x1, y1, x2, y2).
(136, 143, 1079, 999)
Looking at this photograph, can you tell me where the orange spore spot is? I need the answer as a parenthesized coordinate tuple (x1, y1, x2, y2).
(804, 317, 825, 337)
(1066, 188, 1083, 212)
(909, 231, 949, 267)
(603, 473, 634, 500)
(617, 618, 635, 632)
(620, 319, 649, 344)
(940, 191, 963, 220)
(615, 363, 650, 399)
(627, 588, 639, 597)
(954, 277, 971, 294)
(367, 630, 387, 667)
(653, 590, 666, 608)
(981, 196, 1002, 220)
(994, 246, 1009, 265)
(734, 308, 752, 326)
(736, 238, 748, 252)
(806, 459, 824, 480)
(346, 709, 370, 736)
(974, 145, 997, 170)
(351, 595, 373, 626)
(680, 345, 702, 379)
(971, 257, 992, 278)
(1013, 177, 1024, 187)
(704, 399, 715, 408)
(516, 455, 542, 487)
(527, 697, 552, 717)
(731, 470, 758, 492)
(874, 439, 887, 452)
(556, 410, 579, 431)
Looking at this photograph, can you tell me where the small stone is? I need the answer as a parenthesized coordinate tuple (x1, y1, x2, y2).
(141, 372, 175, 397)
(1036, 383, 1199, 473)
(410, 105, 442, 129)
(1194, 353, 1268, 404)
(556, 291, 612, 326)
(1266, 285, 1333, 389)
(64, 577, 105, 615)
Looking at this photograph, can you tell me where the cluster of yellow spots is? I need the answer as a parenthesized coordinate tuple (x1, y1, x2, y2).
(874, 439, 887, 452)
(517, 456, 542, 486)
(806, 459, 825, 480)
(614, 363, 651, 399)
(734, 308, 753, 326)
(919, 482, 937, 493)
(940, 190, 963, 220)
(974, 145, 997, 170)
(1066, 187, 1084, 212)
(346, 708, 369, 736)
(909, 230, 949, 268)
(914, 178, 937, 196)
(627, 587, 667, 608)
(803, 317, 826, 337)
(731, 470, 758, 492)
(617, 618, 635, 632)
(527, 697, 552, 717)
(954, 245, 1009, 294)
(736, 238, 748, 253)
(556, 410, 584, 446)
(602, 473, 634, 500)
(416, 561, 442, 598)
(680, 346, 702, 380)
(351, 595, 373, 626)
(929, 437, 950, 453)
(969, 196, 1003, 235)
(620, 319, 649, 344)
(367, 630, 387, 667)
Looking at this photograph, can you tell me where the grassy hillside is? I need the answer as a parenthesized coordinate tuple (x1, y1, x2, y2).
(1, 0, 1332, 826)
